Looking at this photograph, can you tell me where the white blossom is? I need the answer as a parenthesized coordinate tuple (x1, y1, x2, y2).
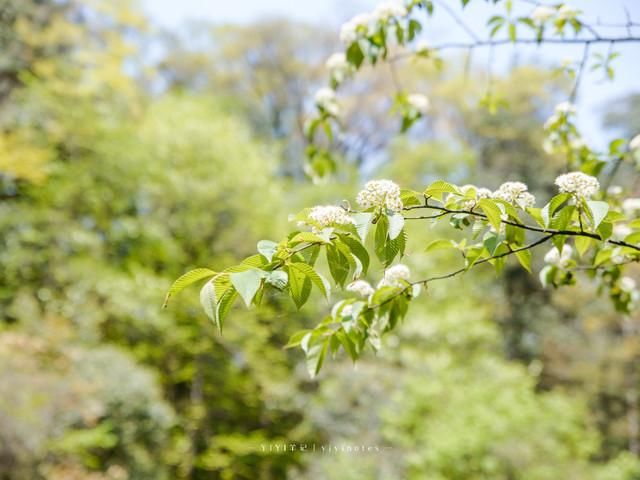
(544, 244, 573, 267)
(314, 87, 340, 116)
(557, 4, 577, 19)
(620, 276, 637, 293)
(610, 247, 630, 265)
(555, 101, 576, 115)
(378, 264, 411, 288)
(554, 171, 600, 198)
(415, 39, 430, 54)
(623, 198, 640, 217)
(569, 138, 585, 150)
(356, 179, 403, 212)
(372, 1, 407, 22)
(340, 13, 372, 45)
(308, 205, 354, 229)
(607, 185, 623, 196)
(407, 93, 430, 114)
(347, 280, 375, 297)
(341, 304, 354, 317)
(629, 134, 640, 151)
(614, 224, 632, 240)
(493, 181, 536, 209)
(532, 5, 556, 22)
(326, 52, 349, 72)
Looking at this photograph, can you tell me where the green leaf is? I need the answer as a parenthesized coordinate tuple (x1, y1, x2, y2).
(339, 235, 370, 275)
(586, 200, 609, 229)
(289, 231, 330, 245)
(346, 41, 364, 69)
(374, 215, 390, 263)
(265, 270, 288, 289)
(508, 22, 516, 42)
(200, 280, 218, 325)
(306, 339, 329, 378)
(424, 180, 460, 202)
(515, 249, 532, 273)
(351, 212, 374, 241)
(542, 193, 571, 228)
(424, 239, 456, 253)
(229, 269, 264, 307)
(326, 244, 351, 287)
(479, 198, 502, 232)
(388, 213, 405, 240)
(257, 240, 278, 262)
(575, 236, 593, 257)
(594, 248, 612, 266)
(288, 264, 312, 309)
(216, 288, 237, 333)
(290, 262, 330, 299)
(163, 268, 216, 308)
(285, 329, 313, 349)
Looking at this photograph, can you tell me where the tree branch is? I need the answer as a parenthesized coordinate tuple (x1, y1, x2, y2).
(403, 200, 640, 252)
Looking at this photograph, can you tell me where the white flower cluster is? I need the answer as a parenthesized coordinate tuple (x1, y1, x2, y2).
(356, 179, 403, 212)
(557, 4, 577, 20)
(347, 279, 375, 297)
(531, 5, 556, 22)
(314, 87, 340, 116)
(493, 181, 536, 209)
(620, 276, 637, 293)
(339, 2, 408, 45)
(623, 198, 640, 217)
(614, 223, 632, 240)
(555, 101, 576, 115)
(415, 39, 430, 54)
(340, 13, 372, 45)
(544, 244, 573, 267)
(378, 264, 411, 288)
(407, 93, 430, 115)
(630, 134, 640, 151)
(460, 184, 492, 209)
(372, 1, 408, 22)
(326, 52, 349, 72)
(554, 172, 599, 198)
(308, 205, 354, 229)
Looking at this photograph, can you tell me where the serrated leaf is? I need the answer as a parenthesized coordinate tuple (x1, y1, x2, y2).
(289, 231, 330, 245)
(424, 238, 456, 253)
(285, 329, 313, 349)
(515, 249, 532, 272)
(215, 288, 237, 333)
(288, 264, 312, 309)
(163, 268, 216, 308)
(586, 200, 609, 229)
(230, 269, 264, 307)
(542, 193, 571, 228)
(326, 244, 351, 287)
(424, 180, 460, 202)
(306, 339, 329, 378)
(575, 236, 593, 257)
(479, 198, 502, 232)
(339, 235, 370, 275)
(200, 280, 218, 325)
(290, 262, 330, 299)
(257, 240, 278, 262)
(388, 213, 405, 240)
(351, 212, 374, 241)
(265, 270, 288, 289)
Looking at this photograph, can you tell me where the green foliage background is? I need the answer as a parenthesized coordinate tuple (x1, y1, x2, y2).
(1, 1, 640, 479)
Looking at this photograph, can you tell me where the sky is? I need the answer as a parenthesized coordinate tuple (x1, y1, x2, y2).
(141, 0, 640, 147)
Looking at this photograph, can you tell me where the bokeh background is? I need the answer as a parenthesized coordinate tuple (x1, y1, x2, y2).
(1, 0, 640, 479)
